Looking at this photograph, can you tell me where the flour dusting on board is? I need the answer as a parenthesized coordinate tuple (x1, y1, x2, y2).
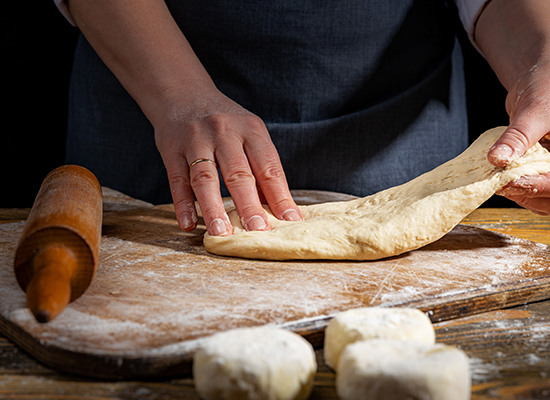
(1, 202, 550, 366)
(469, 357, 501, 381)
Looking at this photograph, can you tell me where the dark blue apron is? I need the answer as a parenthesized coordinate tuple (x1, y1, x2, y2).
(67, 0, 468, 203)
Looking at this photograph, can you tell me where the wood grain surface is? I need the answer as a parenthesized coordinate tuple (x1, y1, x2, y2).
(1, 190, 549, 399)
(13, 165, 103, 323)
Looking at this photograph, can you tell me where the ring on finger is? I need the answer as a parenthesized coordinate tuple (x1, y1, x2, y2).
(189, 158, 217, 171)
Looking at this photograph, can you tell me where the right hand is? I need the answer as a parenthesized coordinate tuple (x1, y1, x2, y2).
(65, 0, 301, 234)
(153, 80, 303, 236)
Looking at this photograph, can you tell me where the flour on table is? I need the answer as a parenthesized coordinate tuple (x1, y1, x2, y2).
(336, 339, 471, 400)
(193, 327, 316, 400)
(323, 307, 435, 370)
(204, 127, 550, 260)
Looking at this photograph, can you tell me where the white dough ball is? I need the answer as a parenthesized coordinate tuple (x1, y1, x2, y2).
(324, 307, 435, 370)
(336, 339, 471, 400)
(193, 327, 317, 400)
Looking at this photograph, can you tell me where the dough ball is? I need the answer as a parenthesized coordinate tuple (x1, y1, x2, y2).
(193, 327, 317, 400)
(336, 339, 471, 400)
(324, 307, 434, 370)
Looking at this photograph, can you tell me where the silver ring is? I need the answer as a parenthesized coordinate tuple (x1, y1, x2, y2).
(189, 158, 217, 171)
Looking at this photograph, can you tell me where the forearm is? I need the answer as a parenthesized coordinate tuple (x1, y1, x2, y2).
(66, 0, 214, 124)
(66, 0, 301, 235)
(476, 0, 550, 215)
(474, 0, 550, 91)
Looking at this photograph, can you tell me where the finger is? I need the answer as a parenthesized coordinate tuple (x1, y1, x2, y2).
(215, 114, 303, 225)
(488, 121, 550, 167)
(499, 193, 550, 216)
(228, 115, 302, 223)
(488, 85, 550, 168)
(164, 153, 199, 232)
(487, 126, 532, 168)
(498, 174, 550, 196)
(245, 140, 303, 222)
(497, 173, 550, 215)
(217, 148, 271, 232)
(188, 156, 233, 236)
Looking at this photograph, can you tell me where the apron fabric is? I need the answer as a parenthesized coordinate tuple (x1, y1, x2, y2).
(67, 0, 468, 204)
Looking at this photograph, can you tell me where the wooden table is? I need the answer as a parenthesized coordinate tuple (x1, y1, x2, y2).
(1, 207, 549, 399)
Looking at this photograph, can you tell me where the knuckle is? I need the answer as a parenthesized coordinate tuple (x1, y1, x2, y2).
(270, 197, 294, 210)
(223, 167, 256, 187)
(173, 197, 195, 213)
(190, 169, 219, 188)
(243, 114, 266, 133)
(237, 205, 261, 218)
(204, 113, 228, 132)
(204, 113, 240, 133)
(168, 173, 190, 188)
(199, 203, 223, 218)
(505, 126, 531, 149)
(257, 163, 285, 182)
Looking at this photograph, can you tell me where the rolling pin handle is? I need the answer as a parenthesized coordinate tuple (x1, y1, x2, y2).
(14, 165, 102, 322)
(25, 245, 77, 323)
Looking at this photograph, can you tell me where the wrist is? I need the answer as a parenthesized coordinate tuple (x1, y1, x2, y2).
(140, 78, 219, 127)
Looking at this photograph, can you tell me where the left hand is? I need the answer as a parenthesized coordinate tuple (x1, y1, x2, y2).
(474, 0, 550, 214)
(487, 59, 550, 215)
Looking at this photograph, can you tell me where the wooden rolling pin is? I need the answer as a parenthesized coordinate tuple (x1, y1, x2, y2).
(13, 165, 103, 323)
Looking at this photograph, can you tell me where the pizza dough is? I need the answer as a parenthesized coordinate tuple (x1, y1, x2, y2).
(324, 307, 435, 370)
(336, 339, 471, 400)
(204, 126, 550, 260)
(193, 327, 316, 400)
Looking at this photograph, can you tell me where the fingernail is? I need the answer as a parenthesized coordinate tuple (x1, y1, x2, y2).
(282, 209, 302, 221)
(209, 218, 228, 236)
(491, 144, 514, 157)
(489, 144, 516, 166)
(179, 212, 196, 230)
(245, 215, 267, 231)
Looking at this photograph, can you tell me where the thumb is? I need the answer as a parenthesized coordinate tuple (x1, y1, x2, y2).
(488, 66, 550, 167)
(487, 107, 550, 168)
(487, 125, 533, 168)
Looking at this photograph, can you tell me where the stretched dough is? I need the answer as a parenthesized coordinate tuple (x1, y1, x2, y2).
(193, 327, 316, 400)
(204, 127, 550, 260)
(336, 339, 471, 400)
(324, 307, 435, 371)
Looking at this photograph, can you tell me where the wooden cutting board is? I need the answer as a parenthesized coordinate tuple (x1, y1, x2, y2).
(1, 189, 550, 379)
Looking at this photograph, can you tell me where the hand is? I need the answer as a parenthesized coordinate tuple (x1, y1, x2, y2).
(154, 81, 303, 235)
(487, 59, 550, 214)
(64, 0, 302, 236)
(487, 60, 550, 167)
(475, 0, 550, 214)
(496, 172, 550, 216)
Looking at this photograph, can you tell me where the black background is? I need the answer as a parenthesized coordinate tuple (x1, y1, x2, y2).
(2, 3, 512, 208)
